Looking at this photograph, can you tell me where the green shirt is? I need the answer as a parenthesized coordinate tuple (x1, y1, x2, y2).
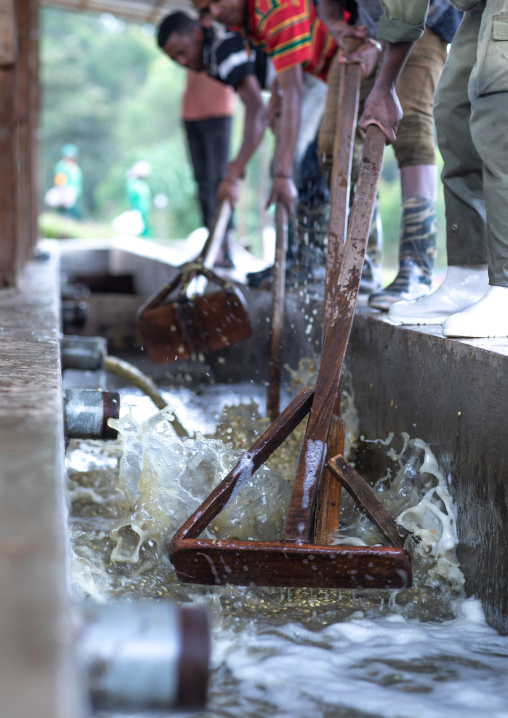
(377, 0, 430, 43)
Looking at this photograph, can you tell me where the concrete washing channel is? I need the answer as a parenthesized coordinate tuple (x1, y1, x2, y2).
(2, 238, 508, 716)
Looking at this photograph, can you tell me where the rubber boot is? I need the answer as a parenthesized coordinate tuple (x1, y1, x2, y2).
(388, 264, 489, 325)
(359, 201, 383, 294)
(443, 286, 508, 338)
(369, 197, 437, 311)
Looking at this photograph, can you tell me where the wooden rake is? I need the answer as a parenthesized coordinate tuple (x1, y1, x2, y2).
(168, 118, 411, 590)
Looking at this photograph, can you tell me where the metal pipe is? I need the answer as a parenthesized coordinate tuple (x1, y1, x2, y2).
(78, 602, 209, 713)
(61, 336, 107, 371)
(64, 389, 119, 439)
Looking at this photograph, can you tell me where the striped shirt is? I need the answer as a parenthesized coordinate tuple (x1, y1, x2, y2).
(203, 24, 274, 90)
(246, 0, 337, 80)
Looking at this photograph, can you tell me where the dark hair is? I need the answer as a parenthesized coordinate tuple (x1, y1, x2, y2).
(157, 11, 199, 49)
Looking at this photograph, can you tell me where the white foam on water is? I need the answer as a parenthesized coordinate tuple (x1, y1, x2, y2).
(210, 598, 508, 718)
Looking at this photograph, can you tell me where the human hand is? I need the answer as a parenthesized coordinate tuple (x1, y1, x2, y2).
(358, 85, 402, 145)
(265, 176, 297, 213)
(217, 177, 240, 207)
(339, 41, 380, 80)
(325, 20, 369, 50)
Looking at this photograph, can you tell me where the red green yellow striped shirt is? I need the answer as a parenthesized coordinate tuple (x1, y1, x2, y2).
(246, 0, 337, 80)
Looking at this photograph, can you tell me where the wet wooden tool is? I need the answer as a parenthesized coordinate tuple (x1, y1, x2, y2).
(267, 200, 289, 421)
(169, 124, 412, 590)
(315, 56, 361, 545)
(136, 199, 251, 363)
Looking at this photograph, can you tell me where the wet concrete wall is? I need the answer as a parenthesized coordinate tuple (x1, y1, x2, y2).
(349, 308, 508, 635)
(0, 255, 85, 717)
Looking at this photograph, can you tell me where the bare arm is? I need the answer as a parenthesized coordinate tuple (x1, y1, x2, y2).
(358, 41, 413, 143)
(265, 64, 302, 212)
(315, 0, 369, 49)
(218, 74, 268, 207)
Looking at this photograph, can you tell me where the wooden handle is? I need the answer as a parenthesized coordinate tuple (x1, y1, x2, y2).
(267, 201, 289, 421)
(283, 124, 386, 543)
(199, 199, 232, 269)
(324, 61, 361, 333)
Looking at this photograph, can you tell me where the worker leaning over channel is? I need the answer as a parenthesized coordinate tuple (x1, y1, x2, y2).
(316, 0, 461, 307)
(207, 0, 338, 211)
(157, 11, 271, 211)
(360, 0, 508, 338)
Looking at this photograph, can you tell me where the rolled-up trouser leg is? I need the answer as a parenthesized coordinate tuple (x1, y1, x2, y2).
(393, 27, 448, 169)
(469, 0, 508, 287)
(434, 5, 487, 267)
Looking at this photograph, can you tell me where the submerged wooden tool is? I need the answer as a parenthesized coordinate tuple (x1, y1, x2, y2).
(169, 124, 412, 590)
(136, 199, 251, 363)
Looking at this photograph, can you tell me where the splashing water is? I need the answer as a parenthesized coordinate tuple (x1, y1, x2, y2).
(67, 388, 508, 718)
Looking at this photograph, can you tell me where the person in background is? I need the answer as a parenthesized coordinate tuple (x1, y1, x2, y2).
(157, 11, 269, 215)
(50, 144, 83, 219)
(207, 0, 338, 213)
(126, 161, 153, 238)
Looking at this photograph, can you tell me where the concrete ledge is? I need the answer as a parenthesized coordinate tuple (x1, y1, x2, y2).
(0, 256, 85, 717)
(349, 307, 508, 634)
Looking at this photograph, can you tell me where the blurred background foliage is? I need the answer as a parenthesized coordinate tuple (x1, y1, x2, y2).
(40, 6, 446, 273)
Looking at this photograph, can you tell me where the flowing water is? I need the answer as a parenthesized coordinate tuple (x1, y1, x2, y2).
(67, 382, 508, 718)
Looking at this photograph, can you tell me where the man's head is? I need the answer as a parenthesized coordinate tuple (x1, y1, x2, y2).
(208, 0, 246, 29)
(157, 12, 205, 72)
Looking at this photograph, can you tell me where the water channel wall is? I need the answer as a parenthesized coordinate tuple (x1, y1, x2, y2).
(0, 254, 86, 717)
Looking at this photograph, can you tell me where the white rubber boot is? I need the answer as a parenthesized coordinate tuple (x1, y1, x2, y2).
(443, 286, 508, 338)
(388, 264, 489, 325)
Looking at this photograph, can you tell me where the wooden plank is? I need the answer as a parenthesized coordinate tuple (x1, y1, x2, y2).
(168, 388, 314, 552)
(327, 455, 409, 550)
(267, 201, 288, 421)
(171, 539, 411, 589)
(282, 125, 386, 543)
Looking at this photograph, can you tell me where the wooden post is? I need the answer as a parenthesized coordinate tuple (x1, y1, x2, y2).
(16, 0, 33, 268)
(0, 0, 17, 287)
(29, 0, 40, 252)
